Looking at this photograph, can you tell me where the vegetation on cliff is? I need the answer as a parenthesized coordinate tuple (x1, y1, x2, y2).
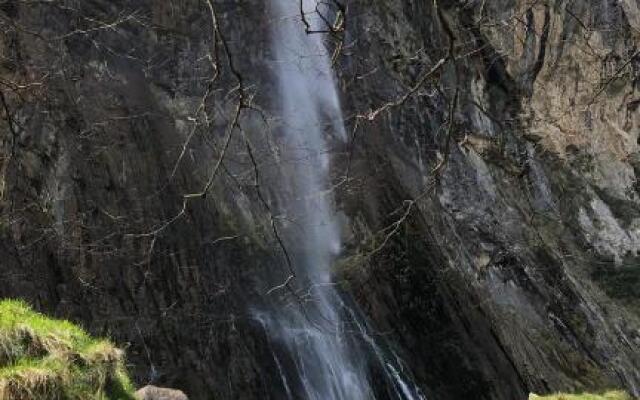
(0, 300, 135, 399)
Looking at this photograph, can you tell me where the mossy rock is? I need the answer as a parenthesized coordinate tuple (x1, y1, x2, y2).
(0, 299, 136, 400)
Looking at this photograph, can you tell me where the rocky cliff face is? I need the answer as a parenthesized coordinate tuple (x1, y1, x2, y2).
(1, 1, 639, 399)
(0, 1, 288, 398)
(337, 1, 640, 398)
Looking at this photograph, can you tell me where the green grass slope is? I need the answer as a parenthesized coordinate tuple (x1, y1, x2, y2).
(529, 390, 631, 400)
(0, 299, 135, 400)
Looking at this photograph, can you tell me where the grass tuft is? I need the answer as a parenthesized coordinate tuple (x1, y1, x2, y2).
(529, 390, 631, 400)
(0, 299, 135, 400)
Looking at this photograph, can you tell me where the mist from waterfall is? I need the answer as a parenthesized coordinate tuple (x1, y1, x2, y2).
(259, 1, 426, 399)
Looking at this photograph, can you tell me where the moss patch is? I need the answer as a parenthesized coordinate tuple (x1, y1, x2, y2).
(0, 299, 135, 400)
(529, 390, 631, 400)
(591, 256, 640, 311)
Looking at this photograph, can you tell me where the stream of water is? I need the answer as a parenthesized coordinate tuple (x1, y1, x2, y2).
(259, 1, 426, 398)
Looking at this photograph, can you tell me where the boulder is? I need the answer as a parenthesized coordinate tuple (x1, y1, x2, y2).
(135, 385, 188, 400)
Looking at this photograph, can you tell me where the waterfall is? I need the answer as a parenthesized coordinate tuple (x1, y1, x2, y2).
(259, 1, 426, 399)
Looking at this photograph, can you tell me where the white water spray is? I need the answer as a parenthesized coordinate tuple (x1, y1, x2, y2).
(260, 1, 426, 399)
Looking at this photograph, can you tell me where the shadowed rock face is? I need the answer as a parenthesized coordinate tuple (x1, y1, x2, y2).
(0, 1, 639, 400)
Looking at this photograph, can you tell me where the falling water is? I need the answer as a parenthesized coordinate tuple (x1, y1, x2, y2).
(259, 1, 425, 399)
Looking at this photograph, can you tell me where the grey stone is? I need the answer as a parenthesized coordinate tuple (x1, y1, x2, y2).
(136, 386, 188, 400)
